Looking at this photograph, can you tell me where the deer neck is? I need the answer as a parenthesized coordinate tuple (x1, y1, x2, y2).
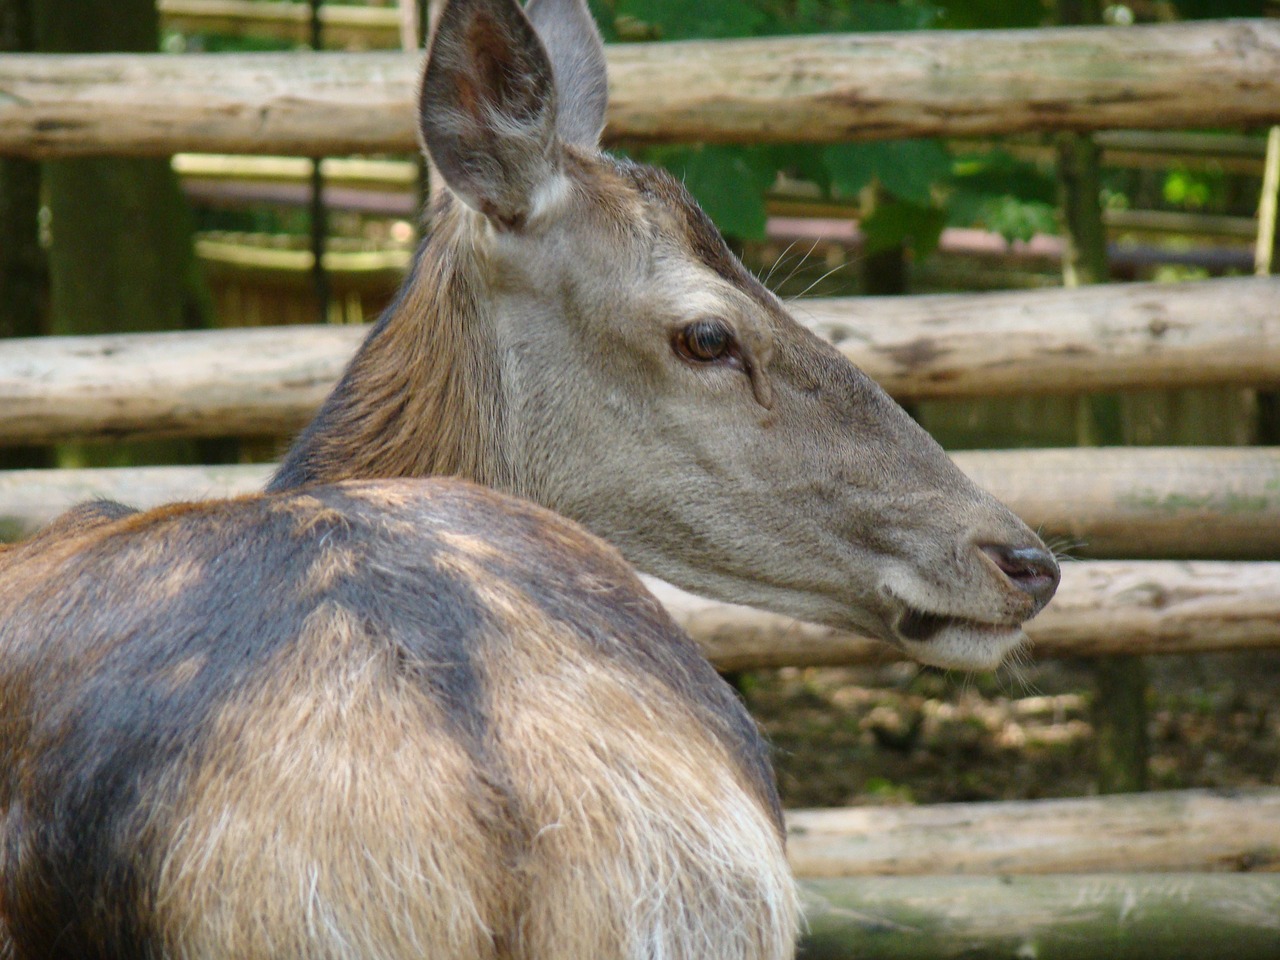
(268, 207, 508, 494)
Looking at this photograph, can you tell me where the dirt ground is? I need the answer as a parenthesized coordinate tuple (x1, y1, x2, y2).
(739, 651, 1280, 809)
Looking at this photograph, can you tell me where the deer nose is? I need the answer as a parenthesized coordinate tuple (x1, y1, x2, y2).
(979, 543, 1060, 610)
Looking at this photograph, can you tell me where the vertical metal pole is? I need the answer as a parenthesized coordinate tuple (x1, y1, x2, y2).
(309, 0, 330, 323)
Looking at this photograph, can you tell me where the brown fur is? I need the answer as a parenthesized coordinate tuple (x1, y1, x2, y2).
(1, 482, 794, 960)
(269, 204, 507, 491)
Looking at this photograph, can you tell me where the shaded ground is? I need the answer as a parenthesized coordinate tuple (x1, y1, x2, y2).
(740, 651, 1280, 809)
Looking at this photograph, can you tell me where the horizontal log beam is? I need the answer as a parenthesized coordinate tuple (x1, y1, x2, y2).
(0, 323, 363, 444)
(948, 447, 1280, 560)
(0, 277, 1275, 444)
(798, 873, 1280, 959)
(800, 276, 1280, 399)
(645, 558, 1280, 669)
(1, 21, 1278, 157)
(0, 464, 269, 539)
(786, 788, 1280, 877)
(158, 0, 403, 50)
(3, 448, 1280, 559)
(0, 466, 1276, 664)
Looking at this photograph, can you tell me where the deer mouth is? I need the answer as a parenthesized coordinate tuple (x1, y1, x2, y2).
(891, 604, 1029, 670)
(896, 606, 966, 643)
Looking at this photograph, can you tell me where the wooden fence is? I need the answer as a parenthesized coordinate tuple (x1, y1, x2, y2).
(3, 20, 1280, 156)
(3, 13, 1280, 957)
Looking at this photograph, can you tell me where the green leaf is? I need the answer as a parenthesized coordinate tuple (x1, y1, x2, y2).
(759, 144, 833, 198)
(824, 140, 951, 206)
(822, 143, 877, 199)
(949, 147, 1057, 204)
(617, 0, 766, 39)
(651, 145, 774, 240)
(947, 147, 1060, 243)
(1171, 0, 1268, 18)
(936, 0, 1045, 29)
(984, 195, 1058, 244)
(862, 199, 948, 258)
(778, 0, 939, 34)
(585, 0, 621, 42)
(616, 0, 938, 41)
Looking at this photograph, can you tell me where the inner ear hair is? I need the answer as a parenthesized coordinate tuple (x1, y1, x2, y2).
(419, 0, 562, 226)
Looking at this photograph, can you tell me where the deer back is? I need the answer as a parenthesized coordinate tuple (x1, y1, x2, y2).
(0, 481, 795, 959)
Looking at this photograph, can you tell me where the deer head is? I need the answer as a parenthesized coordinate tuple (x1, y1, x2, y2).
(274, 0, 1058, 670)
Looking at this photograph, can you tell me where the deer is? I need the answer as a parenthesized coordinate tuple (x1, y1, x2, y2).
(0, 0, 1060, 956)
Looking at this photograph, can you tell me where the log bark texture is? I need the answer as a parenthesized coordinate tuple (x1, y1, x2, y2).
(786, 788, 1280, 877)
(4, 449, 1279, 558)
(157, 0, 403, 50)
(1, 465, 1277, 665)
(641, 561, 1280, 669)
(798, 873, 1280, 959)
(950, 447, 1280, 559)
(799, 276, 1280, 400)
(0, 323, 365, 444)
(1, 20, 1278, 157)
(0, 276, 1275, 443)
(0, 463, 268, 539)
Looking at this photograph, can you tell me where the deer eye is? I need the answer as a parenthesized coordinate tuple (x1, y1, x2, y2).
(673, 320, 735, 364)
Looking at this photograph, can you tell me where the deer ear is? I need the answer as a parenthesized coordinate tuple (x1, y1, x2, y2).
(524, 0, 608, 147)
(420, 0, 560, 227)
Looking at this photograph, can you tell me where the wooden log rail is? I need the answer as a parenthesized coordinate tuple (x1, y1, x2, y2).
(2, 20, 1279, 157)
(1, 276, 1275, 444)
(644, 561, 1280, 669)
(786, 788, 1280, 877)
(798, 874, 1280, 959)
(952, 447, 1280, 559)
(158, 0, 404, 50)
(1, 462, 1277, 664)
(4, 447, 1280, 559)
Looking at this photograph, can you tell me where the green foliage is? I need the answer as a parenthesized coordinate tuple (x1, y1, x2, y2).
(606, 1, 946, 244)
(949, 148, 1060, 243)
(620, 0, 766, 38)
(1162, 166, 1223, 211)
(615, 0, 937, 39)
(824, 140, 951, 206)
(862, 197, 949, 256)
(644, 145, 776, 238)
(762, 0, 939, 34)
(934, 0, 1046, 28)
(820, 140, 952, 258)
(606, 0, 1067, 256)
(1170, 0, 1270, 18)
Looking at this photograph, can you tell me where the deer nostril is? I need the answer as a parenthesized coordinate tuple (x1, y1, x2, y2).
(979, 543, 1060, 609)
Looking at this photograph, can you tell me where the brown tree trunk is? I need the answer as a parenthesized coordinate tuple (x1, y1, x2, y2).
(33, 0, 217, 468)
(0, 0, 50, 478)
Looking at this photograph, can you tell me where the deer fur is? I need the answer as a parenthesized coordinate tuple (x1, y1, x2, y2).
(0, 0, 1058, 957)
